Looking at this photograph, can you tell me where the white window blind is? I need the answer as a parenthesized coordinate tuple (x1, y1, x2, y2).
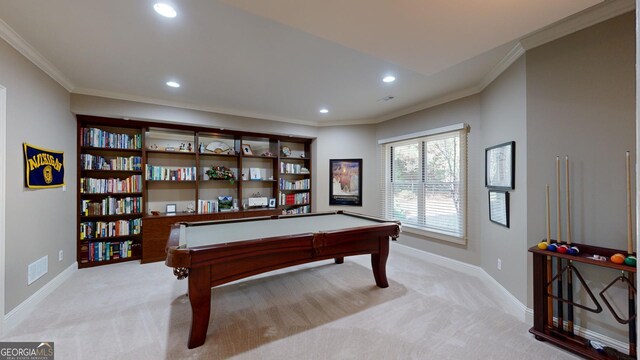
(381, 126, 467, 243)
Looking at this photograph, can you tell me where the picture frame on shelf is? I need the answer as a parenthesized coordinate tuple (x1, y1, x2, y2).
(166, 203, 177, 214)
(488, 190, 509, 228)
(329, 159, 362, 206)
(242, 144, 253, 156)
(485, 141, 515, 189)
(268, 198, 276, 208)
(249, 168, 262, 180)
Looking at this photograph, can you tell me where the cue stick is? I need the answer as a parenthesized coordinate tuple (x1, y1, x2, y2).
(626, 151, 636, 356)
(565, 156, 574, 334)
(556, 156, 563, 331)
(546, 184, 553, 327)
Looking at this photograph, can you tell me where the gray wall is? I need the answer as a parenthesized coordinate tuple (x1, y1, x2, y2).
(526, 12, 635, 340)
(314, 125, 379, 216)
(0, 38, 77, 313)
(479, 57, 528, 301)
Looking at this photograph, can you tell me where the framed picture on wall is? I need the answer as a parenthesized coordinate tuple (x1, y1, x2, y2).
(488, 190, 509, 228)
(485, 141, 515, 189)
(329, 159, 362, 206)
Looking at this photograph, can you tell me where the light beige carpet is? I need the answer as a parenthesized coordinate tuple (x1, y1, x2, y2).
(1, 244, 579, 359)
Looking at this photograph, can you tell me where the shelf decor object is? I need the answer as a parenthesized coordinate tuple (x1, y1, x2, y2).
(206, 166, 235, 184)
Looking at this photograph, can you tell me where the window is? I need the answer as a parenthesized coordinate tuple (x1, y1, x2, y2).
(380, 124, 467, 243)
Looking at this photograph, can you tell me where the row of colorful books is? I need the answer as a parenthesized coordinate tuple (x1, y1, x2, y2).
(197, 199, 219, 213)
(79, 218, 142, 239)
(80, 175, 142, 194)
(146, 165, 197, 181)
(279, 178, 310, 190)
(280, 162, 309, 174)
(80, 154, 142, 171)
(80, 127, 142, 149)
(283, 205, 311, 214)
(80, 240, 135, 263)
(279, 192, 310, 205)
(81, 197, 142, 216)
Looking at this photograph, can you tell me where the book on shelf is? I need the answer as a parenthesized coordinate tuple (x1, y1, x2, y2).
(145, 165, 197, 181)
(80, 175, 142, 194)
(80, 127, 141, 149)
(198, 199, 219, 213)
(283, 205, 311, 215)
(85, 240, 134, 263)
(80, 218, 142, 239)
(81, 196, 141, 216)
(278, 192, 310, 205)
(80, 154, 142, 171)
(280, 162, 309, 174)
(279, 178, 310, 190)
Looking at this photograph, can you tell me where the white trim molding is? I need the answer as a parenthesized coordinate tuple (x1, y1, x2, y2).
(0, 19, 73, 91)
(4, 263, 77, 332)
(0, 86, 6, 335)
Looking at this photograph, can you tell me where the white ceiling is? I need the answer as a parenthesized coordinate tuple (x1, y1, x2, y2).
(0, 0, 629, 126)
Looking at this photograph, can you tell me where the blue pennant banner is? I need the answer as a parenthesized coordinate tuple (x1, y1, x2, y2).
(23, 143, 65, 189)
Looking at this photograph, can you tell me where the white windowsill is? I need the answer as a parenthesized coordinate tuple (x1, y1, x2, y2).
(400, 225, 467, 245)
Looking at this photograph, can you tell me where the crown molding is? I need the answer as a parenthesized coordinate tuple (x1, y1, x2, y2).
(477, 43, 526, 91)
(72, 87, 320, 127)
(520, 0, 635, 50)
(373, 0, 633, 125)
(0, 18, 74, 91)
(1, 0, 633, 127)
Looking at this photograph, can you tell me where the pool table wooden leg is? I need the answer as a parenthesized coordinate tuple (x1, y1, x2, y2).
(334, 257, 344, 264)
(187, 267, 212, 349)
(371, 237, 389, 288)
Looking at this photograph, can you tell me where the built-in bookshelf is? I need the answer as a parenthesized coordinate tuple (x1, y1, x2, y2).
(77, 115, 313, 266)
(77, 120, 143, 268)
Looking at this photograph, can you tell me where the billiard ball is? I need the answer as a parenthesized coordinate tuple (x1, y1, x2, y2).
(611, 253, 625, 264)
(537, 242, 548, 250)
(624, 256, 637, 266)
(557, 245, 568, 254)
(547, 244, 557, 252)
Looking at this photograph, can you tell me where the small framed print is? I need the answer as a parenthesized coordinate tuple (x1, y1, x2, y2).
(488, 190, 509, 228)
(485, 141, 515, 189)
(242, 144, 253, 156)
(166, 203, 177, 214)
(249, 168, 262, 180)
(268, 198, 276, 208)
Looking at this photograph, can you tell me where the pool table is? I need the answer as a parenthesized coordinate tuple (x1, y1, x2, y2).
(165, 210, 401, 348)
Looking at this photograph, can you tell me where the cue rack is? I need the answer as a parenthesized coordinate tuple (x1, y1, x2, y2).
(529, 242, 636, 359)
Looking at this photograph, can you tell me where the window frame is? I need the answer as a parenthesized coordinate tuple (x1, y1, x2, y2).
(379, 124, 468, 244)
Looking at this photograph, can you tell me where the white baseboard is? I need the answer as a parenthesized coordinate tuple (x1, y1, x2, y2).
(3, 262, 77, 334)
(392, 243, 631, 354)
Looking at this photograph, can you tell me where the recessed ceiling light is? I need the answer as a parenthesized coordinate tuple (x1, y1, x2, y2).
(154, 3, 177, 18)
(383, 75, 396, 83)
(319, 108, 329, 114)
(166, 81, 180, 88)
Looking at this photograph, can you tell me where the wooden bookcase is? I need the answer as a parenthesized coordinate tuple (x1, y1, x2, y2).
(77, 115, 313, 267)
(77, 119, 144, 267)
